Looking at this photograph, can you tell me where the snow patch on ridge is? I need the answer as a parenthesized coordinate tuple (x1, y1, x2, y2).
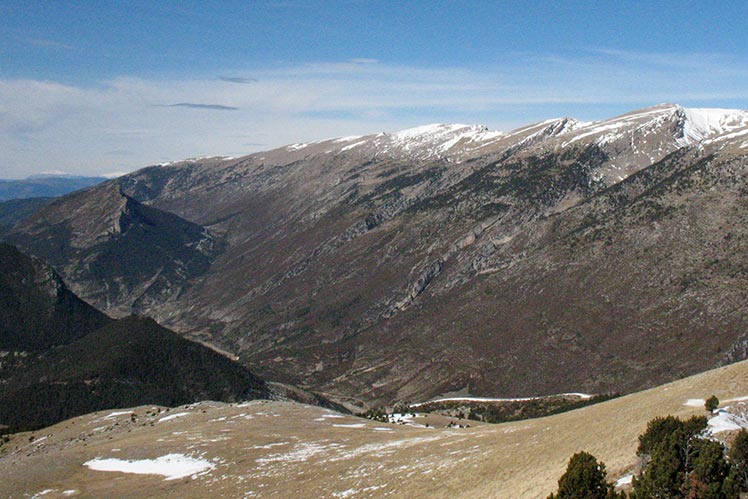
(681, 108, 748, 145)
(382, 123, 506, 160)
(411, 393, 593, 407)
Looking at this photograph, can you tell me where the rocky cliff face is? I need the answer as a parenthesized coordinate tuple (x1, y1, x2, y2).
(6, 183, 221, 317)
(6, 104, 748, 405)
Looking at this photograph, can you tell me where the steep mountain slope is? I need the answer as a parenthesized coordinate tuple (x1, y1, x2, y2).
(0, 243, 108, 350)
(5, 104, 748, 405)
(0, 245, 269, 433)
(3, 358, 748, 499)
(5, 182, 221, 317)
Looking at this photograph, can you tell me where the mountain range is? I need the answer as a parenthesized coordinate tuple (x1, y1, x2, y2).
(3, 103, 748, 406)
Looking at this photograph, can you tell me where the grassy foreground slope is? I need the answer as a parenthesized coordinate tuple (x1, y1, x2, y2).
(2, 359, 748, 499)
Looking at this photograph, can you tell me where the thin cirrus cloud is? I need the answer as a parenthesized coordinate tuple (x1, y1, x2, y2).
(156, 102, 239, 111)
(218, 76, 258, 84)
(23, 37, 74, 50)
(2, 50, 748, 178)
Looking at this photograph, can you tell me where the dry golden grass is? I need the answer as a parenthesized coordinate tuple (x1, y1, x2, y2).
(2, 359, 748, 499)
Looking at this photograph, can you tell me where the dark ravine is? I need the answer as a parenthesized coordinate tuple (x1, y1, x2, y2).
(4, 104, 748, 406)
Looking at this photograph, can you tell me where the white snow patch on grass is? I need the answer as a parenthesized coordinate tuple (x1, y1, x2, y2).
(84, 453, 215, 481)
(158, 412, 190, 422)
(332, 423, 367, 428)
(97, 410, 133, 420)
(411, 393, 593, 407)
(31, 490, 54, 498)
(615, 474, 633, 487)
(329, 435, 445, 462)
(685, 398, 705, 407)
(248, 442, 289, 450)
(708, 410, 748, 434)
(256, 442, 343, 463)
(725, 396, 748, 403)
(321, 414, 345, 418)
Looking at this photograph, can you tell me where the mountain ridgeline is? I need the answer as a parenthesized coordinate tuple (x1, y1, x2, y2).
(4, 104, 748, 406)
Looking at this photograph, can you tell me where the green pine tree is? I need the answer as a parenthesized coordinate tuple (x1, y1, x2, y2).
(706, 396, 720, 414)
(728, 429, 748, 492)
(548, 451, 624, 499)
(683, 439, 734, 499)
(632, 436, 684, 499)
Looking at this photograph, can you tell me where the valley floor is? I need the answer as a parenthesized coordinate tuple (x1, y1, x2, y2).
(4, 360, 748, 498)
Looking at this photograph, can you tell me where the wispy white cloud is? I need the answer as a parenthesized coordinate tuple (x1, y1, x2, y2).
(217, 76, 258, 84)
(586, 48, 734, 70)
(23, 37, 74, 50)
(1, 51, 748, 177)
(155, 102, 239, 110)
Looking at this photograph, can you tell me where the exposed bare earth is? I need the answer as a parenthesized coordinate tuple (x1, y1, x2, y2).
(4, 360, 748, 499)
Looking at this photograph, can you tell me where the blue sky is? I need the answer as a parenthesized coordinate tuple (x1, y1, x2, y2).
(2, 0, 748, 177)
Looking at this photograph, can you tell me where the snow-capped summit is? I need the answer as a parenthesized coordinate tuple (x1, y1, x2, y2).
(230, 103, 748, 190)
(560, 103, 748, 150)
(678, 107, 748, 146)
(347, 123, 508, 161)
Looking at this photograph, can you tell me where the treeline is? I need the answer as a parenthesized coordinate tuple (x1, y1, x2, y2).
(361, 394, 618, 425)
(461, 394, 619, 424)
(548, 415, 748, 499)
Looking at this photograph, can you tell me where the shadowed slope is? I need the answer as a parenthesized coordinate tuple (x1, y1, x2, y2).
(0, 246, 269, 433)
(0, 243, 109, 351)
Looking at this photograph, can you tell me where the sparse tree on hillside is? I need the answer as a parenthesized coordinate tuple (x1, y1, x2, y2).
(547, 451, 625, 499)
(638, 415, 685, 457)
(632, 413, 742, 499)
(632, 415, 709, 499)
(637, 415, 707, 458)
(682, 439, 734, 499)
(728, 429, 748, 492)
(706, 396, 720, 414)
(632, 436, 684, 499)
